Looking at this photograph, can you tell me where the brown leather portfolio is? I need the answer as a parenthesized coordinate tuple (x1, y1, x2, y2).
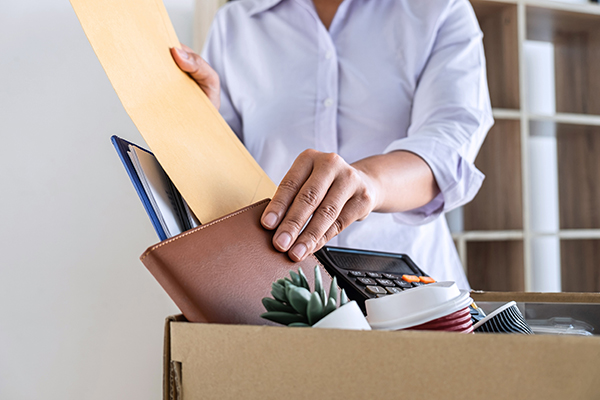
(140, 199, 331, 325)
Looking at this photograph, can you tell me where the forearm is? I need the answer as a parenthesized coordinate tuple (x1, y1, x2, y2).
(352, 150, 440, 214)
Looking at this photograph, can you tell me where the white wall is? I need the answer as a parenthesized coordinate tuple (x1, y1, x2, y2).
(0, 1, 195, 399)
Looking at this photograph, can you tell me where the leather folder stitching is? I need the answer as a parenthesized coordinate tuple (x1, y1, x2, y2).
(140, 199, 270, 261)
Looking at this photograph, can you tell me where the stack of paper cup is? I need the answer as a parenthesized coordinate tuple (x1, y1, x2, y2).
(473, 301, 533, 334)
(365, 281, 474, 333)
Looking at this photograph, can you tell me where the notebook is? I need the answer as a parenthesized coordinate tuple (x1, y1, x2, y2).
(111, 135, 199, 241)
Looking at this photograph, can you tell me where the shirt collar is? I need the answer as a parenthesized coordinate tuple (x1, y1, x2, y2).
(248, 0, 361, 18)
(248, 0, 285, 16)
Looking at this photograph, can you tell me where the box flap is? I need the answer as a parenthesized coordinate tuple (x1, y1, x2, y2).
(164, 315, 186, 400)
(471, 291, 600, 304)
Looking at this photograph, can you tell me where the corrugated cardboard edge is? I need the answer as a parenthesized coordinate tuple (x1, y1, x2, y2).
(163, 292, 600, 399)
(168, 317, 600, 399)
(471, 290, 600, 304)
(164, 315, 186, 400)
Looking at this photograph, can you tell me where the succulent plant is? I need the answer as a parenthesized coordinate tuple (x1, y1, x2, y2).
(261, 266, 350, 327)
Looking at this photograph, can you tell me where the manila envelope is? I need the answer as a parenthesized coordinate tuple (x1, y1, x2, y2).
(70, 0, 276, 223)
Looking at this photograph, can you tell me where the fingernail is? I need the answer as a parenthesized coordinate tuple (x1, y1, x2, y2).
(275, 232, 292, 250)
(291, 243, 307, 260)
(263, 212, 278, 228)
(176, 47, 189, 59)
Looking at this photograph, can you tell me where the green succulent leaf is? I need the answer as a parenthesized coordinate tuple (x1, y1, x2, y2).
(260, 311, 307, 326)
(323, 296, 337, 317)
(288, 286, 312, 315)
(271, 282, 288, 303)
(262, 297, 295, 313)
(297, 267, 310, 290)
(340, 289, 349, 305)
(328, 276, 338, 302)
(284, 280, 295, 304)
(289, 271, 302, 287)
(314, 266, 326, 304)
(277, 278, 289, 286)
(288, 322, 311, 327)
(307, 292, 324, 325)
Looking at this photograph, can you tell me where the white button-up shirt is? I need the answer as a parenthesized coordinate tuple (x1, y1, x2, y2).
(202, 0, 493, 289)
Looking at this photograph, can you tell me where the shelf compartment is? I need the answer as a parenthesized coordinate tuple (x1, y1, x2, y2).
(464, 119, 523, 230)
(471, 0, 520, 109)
(556, 123, 600, 229)
(467, 240, 525, 291)
(560, 239, 600, 292)
(527, 5, 600, 115)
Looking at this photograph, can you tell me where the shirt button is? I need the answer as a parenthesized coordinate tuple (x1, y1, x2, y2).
(324, 98, 333, 107)
(325, 51, 333, 60)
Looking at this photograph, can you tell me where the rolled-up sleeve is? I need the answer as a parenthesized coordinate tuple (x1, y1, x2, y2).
(385, 0, 494, 225)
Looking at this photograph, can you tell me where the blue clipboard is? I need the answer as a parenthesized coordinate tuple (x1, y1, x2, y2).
(111, 135, 169, 241)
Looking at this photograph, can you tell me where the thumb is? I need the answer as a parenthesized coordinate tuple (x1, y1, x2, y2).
(170, 45, 221, 109)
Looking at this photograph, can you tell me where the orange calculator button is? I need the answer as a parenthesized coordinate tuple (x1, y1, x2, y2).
(401, 275, 420, 283)
(419, 276, 435, 284)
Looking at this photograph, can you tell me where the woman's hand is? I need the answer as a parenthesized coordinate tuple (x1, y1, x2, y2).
(170, 44, 221, 109)
(261, 149, 381, 262)
(261, 149, 440, 262)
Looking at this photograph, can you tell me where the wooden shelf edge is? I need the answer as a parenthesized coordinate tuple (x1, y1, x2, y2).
(472, 0, 518, 5)
(452, 229, 600, 240)
(524, 0, 600, 16)
(558, 230, 600, 239)
(529, 113, 600, 127)
(452, 231, 525, 240)
(493, 108, 522, 119)
(473, 0, 600, 16)
(471, 290, 600, 303)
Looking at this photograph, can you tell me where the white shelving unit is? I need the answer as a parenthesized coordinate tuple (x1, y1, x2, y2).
(452, 0, 600, 292)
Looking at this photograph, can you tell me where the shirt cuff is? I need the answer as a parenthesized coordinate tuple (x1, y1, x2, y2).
(383, 136, 485, 226)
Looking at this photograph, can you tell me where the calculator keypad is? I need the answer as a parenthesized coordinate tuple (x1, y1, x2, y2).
(348, 270, 366, 277)
(356, 277, 377, 286)
(366, 285, 387, 295)
(347, 270, 435, 298)
(394, 280, 412, 289)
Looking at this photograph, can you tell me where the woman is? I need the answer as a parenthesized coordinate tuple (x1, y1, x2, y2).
(171, 0, 493, 289)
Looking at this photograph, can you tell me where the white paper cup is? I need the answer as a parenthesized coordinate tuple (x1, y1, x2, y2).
(365, 281, 473, 331)
(313, 301, 371, 331)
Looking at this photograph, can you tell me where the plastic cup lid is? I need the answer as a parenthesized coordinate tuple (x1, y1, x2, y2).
(366, 281, 473, 331)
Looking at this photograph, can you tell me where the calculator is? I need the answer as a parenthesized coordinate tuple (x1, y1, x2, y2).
(314, 246, 435, 312)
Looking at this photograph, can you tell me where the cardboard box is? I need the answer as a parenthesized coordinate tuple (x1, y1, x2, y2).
(163, 292, 600, 400)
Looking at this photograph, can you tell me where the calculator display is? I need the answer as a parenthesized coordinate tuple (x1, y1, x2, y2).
(326, 249, 415, 275)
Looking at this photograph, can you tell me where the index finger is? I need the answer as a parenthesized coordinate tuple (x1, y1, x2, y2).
(261, 151, 315, 230)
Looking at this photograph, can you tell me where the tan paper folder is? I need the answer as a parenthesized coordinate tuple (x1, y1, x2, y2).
(70, 0, 276, 222)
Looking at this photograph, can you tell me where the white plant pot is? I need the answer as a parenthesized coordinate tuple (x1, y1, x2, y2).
(312, 301, 371, 331)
